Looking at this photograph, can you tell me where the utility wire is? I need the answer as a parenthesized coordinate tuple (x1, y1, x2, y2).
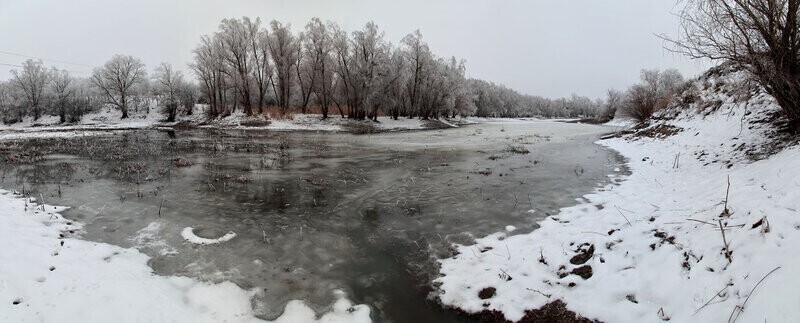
(0, 49, 92, 67)
(0, 62, 88, 74)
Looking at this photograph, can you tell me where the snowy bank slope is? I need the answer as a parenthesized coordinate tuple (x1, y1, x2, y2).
(0, 190, 370, 322)
(435, 66, 800, 322)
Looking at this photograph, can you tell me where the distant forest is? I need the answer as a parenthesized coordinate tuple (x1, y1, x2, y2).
(0, 17, 683, 123)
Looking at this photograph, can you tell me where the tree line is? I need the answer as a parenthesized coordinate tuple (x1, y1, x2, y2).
(0, 17, 618, 124)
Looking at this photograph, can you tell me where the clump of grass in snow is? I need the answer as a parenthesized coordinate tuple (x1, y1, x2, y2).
(505, 144, 530, 154)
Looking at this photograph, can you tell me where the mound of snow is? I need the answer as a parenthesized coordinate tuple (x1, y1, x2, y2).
(181, 227, 237, 245)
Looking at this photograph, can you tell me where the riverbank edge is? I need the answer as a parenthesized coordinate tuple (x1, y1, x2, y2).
(433, 85, 800, 322)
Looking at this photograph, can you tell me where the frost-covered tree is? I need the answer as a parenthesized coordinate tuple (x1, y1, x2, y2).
(218, 18, 257, 115)
(348, 21, 390, 120)
(179, 81, 199, 116)
(401, 30, 432, 118)
(599, 89, 624, 122)
(191, 35, 228, 117)
(294, 32, 315, 113)
(152, 63, 186, 122)
(304, 18, 334, 119)
(0, 81, 25, 123)
(50, 68, 75, 123)
(11, 59, 49, 120)
(268, 20, 299, 115)
(250, 21, 272, 114)
(92, 54, 146, 119)
(379, 49, 409, 120)
(329, 22, 353, 118)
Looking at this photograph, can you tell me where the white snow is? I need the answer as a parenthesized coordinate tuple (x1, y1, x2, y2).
(436, 69, 800, 322)
(181, 227, 237, 245)
(0, 106, 440, 140)
(0, 190, 371, 322)
(603, 117, 637, 129)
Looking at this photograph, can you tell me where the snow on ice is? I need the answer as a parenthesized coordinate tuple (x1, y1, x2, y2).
(181, 227, 237, 245)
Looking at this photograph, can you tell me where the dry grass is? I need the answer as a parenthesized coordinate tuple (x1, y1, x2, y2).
(343, 121, 379, 134)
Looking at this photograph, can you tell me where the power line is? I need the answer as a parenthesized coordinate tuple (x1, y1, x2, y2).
(0, 50, 92, 67)
(0, 62, 87, 74)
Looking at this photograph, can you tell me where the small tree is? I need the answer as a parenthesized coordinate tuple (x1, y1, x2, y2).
(50, 68, 75, 123)
(152, 63, 185, 122)
(673, 0, 800, 121)
(92, 55, 146, 119)
(598, 89, 624, 122)
(621, 69, 684, 122)
(179, 81, 198, 116)
(11, 59, 49, 121)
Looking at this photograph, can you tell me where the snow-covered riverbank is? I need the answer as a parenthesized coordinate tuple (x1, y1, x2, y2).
(0, 106, 454, 141)
(435, 70, 800, 322)
(0, 189, 370, 322)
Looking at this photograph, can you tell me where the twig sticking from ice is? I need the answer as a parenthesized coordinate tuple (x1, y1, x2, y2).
(181, 227, 236, 245)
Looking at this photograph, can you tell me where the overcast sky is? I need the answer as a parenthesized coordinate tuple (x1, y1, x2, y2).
(0, 0, 709, 99)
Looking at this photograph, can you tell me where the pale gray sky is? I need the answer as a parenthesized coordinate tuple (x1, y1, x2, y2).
(0, 0, 708, 98)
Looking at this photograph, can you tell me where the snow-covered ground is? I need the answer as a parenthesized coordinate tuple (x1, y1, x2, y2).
(0, 189, 371, 322)
(0, 102, 601, 142)
(0, 105, 441, 140)
(436, 68, 800, 321)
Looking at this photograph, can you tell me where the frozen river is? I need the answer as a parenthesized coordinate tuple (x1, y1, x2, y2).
(0, 120, 625, 322)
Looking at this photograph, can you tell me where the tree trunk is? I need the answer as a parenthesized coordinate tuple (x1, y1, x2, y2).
(121, 95, 129, 119)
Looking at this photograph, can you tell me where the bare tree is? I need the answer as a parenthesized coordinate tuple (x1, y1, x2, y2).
(305, 18, 334, 119)
(599, 89, 624, 122)
(0, 81, 24, 123)
(249, 20, 272, 114)
(621, 69, 684, 122)
(673, 0, 800, 121)
(349, 21, 390, 120)
(330, 21, 352, 118)
(268, 20, 299, 115)
(179, 81, 198, 116)
(191, 35, 228, 117)
(50, 68, 75, 123)
(92, 55, 146, 119)
(218, 18, 256, 115)
(153, 63, 185, 122)
(11, 59, 49, 120)
(401, 30, 432, 118)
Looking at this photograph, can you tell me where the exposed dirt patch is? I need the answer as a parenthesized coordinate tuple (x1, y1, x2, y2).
(570, 244, 595, 265)
(478, 287, 497, 300)
(452, 300, 600, 323)
(632, 124, 683, 139)
(571, 265, 593, 279)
